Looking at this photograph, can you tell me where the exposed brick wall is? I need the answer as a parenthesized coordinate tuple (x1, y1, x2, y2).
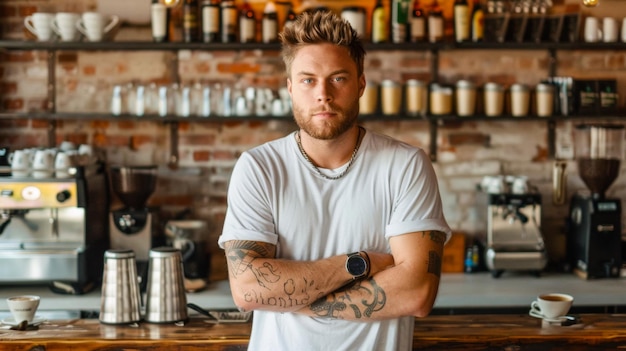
(2, 0, 626, 282)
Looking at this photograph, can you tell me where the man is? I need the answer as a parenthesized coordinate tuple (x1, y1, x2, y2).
(218, 10, 451, 351)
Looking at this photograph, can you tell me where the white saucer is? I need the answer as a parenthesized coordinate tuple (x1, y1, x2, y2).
(1, 316, 45, 326)
(528, 311, 567, 323)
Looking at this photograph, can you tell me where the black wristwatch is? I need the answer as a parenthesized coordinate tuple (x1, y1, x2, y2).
(345, 252, 370, 280)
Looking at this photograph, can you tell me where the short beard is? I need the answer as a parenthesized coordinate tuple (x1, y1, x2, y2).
(293, 101, 360, 140)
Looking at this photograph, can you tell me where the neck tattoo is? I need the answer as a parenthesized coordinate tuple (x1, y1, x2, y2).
(295, 127, 362, 181)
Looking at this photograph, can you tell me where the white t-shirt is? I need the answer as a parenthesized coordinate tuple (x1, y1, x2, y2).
(219, 128, 451, 351)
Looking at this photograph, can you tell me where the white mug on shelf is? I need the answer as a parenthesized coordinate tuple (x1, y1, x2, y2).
(23, 12, 55, 41)
(602, 17, 618, 43)
(76, 12, 119, 42)
(55, 152, 73, 178)
(32, 149, 54, 178)
(52, 12, 81, 41)
(584, 16, 602, 43)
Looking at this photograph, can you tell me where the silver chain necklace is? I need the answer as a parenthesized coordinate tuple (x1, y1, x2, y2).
(295, 127, 362, 180)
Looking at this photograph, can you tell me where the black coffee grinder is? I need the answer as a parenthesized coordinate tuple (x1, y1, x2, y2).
(568, 124, 624, 279)
(109, 165, 163, 290)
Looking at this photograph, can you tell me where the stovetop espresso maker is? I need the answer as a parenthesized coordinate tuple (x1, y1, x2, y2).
(567, 124, 624, 279)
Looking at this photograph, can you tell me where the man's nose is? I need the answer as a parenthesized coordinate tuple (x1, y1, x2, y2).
(316, 81, 333, 102)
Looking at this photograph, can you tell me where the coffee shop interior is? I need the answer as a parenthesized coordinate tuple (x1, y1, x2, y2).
(2, 0, 626, 348)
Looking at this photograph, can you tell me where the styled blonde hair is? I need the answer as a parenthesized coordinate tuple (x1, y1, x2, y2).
(279, 10, 365, 78)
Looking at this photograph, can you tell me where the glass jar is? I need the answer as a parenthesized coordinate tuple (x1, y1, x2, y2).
(455, 80, 476, 116)
(535, 83, 554, 117)
(405, 79, 427, 115)
(510, 83, 530, 117)
(429, 83, 453, 115)
(483, 82, 504, 117)
(381, 80, 402, 115)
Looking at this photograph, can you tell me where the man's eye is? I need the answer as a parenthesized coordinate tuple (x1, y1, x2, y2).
(333, 77, 346, 82)
(302, 78, 313, 84)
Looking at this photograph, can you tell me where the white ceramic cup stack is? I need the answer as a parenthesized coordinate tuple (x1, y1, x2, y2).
(32, 149, 55, 179)
(76, 12, 119, 42)
(52, 12, 81, 42)
(603, 17, 619, 43)
(23, 12, 55, 41)
(584, 16, 601, 43)
(8, 149, 32, 177)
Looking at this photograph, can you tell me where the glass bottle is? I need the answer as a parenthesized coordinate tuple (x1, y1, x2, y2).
(371, 0, 388, 43)
(262, 1, 279, 43)
(454, 0, 470, 42)
(392, 0, 410, 43)
(183, 0, 200, 42)
(239, 0, 256, 43)
(410, 0, 426, 42)
(201, 0, 220, 43)
(220, 0, 237, 43)
(284, 4, 297, 29)
(151, 0, 171, 42)
(428, 0, 444, 43)
(470, 0, 484, 42)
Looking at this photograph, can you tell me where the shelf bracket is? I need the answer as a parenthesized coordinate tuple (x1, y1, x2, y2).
(46, 50, 56, 148)
(548, 49, 557, 77)
(429, 119, 438, 162)
(168, 121, 179, 169)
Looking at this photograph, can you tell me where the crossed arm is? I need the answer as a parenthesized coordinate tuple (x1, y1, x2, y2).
(223, 229, 446, 321)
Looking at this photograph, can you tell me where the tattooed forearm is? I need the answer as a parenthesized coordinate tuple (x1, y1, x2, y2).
(428, 251, 442, 277)
(225, 241, 279, 288)
(309, 279, 387, 320)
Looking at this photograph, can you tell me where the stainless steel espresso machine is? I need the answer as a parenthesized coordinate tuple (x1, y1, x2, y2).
(108, 165, 163, 290)
(484, 193, 548, 278)
(0, 165, 109, 294)
(568, 124, 624, 279)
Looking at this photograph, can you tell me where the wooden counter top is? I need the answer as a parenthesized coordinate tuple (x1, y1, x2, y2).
(2, 314, 626, 350)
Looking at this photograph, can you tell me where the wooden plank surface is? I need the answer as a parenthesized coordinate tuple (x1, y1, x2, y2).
(2, 314, 626, 350)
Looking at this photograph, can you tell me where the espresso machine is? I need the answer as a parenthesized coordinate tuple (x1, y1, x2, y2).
(0, 165, 109, 294)
(484, 192, 548, 278)
(568, 124, 624, 279)
(108, 165, 162, 289)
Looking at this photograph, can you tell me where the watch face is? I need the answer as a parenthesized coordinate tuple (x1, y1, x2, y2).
(347, 255, 366, 276)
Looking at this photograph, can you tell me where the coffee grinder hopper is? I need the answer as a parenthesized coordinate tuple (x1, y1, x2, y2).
(109, 165, 157, 209)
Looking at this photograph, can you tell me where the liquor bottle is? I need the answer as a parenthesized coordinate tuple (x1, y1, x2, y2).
(151, 0, 170, 42)
(220, 0, 238, 43)
(428, 0, 444, 43)
(470, 0, 484, 42)
(262, 1, 279, 43)
(284, 5, 297, 29)
(201, 0, 220, 43)
(454, 0, 470, 42)
(371, 0, 387, 43)
(392, 0, 410, 43)
(183, 0, 200, 42)
(239, 0, 256, 43)
(409, 0, 426, 42)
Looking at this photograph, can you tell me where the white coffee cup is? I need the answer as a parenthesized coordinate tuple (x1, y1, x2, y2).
(7, 295, 40, 324)
(529, 293, 573, 319)
(603, 17, 618, 42)
(584, 16, 602, 43)
(511, 176, 529, 194)
(8, 149, 31, 177)
(621, 17, 626, 42)
(24, 12, 55, 41)
(52, 12, 81, 41)
(55, 152, 73, 178)
(76, 12, 119, 42)
(32, 149, 54, 178)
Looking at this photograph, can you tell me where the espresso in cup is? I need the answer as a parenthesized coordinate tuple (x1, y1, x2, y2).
(530, 293, 573, 320)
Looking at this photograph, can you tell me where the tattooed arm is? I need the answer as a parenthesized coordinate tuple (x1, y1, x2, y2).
(223, 240, 394, 313)
(299, 230, 446, 321)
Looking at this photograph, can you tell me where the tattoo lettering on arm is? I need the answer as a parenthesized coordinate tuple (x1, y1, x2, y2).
(309, 279, 387, 320)
(428, 251, 442, 278)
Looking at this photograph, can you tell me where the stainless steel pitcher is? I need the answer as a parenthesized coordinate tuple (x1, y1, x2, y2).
(144, 247, 188, 323)
(99, 249, 142, 324)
